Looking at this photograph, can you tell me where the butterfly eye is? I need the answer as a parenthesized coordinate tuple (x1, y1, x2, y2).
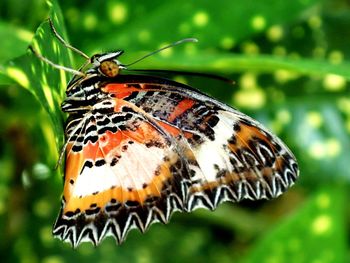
(99, 60, 120, 77)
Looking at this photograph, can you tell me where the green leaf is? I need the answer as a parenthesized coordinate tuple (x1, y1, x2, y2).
(243, 185, 347, 263)
(0, 21, 33, 64)
(3, 0, 71, 157)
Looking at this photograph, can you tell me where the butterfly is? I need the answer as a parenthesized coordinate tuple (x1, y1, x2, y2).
(31, 19, 299, 248)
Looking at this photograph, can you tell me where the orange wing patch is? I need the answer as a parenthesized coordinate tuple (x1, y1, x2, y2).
(62, 119, 181, 215)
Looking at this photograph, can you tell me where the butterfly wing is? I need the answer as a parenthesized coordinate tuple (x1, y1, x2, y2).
(54, 75, 298, 247)
(102, 75, 298, 207)
(54, 98, 192, 246)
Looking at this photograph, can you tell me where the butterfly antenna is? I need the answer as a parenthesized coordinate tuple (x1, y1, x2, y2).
(29, 45, 85, 76)
(124, 38, 198, 67)
(48, 18, 90, 60)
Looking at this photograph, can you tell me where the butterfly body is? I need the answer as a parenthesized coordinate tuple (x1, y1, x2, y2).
(53, 54, 298, 246)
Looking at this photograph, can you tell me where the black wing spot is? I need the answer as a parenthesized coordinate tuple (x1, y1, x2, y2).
(122, 145, 128, 151)
(207, 115, 220, 128)
(85, 207, 101, 216)
(111, 157, 119, 166)
(228, 135, 237, 145)
(83, 135, 98, 144)
(97, 117, 111, 126)
(154, 169, 161, 176)
(95, 159, 106, 167)
(233, 123, 241, 132)
(85, 125, 97, 134)
(72, 145, 83, 152)
(122, 106, 136, 113)
(105, 203, 121, 212)
(80, 160, 94, 174)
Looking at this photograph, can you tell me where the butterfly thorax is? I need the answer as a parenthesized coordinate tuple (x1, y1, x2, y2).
(61, 75, 109, 114)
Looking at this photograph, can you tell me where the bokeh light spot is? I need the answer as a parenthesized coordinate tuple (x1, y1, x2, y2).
(33, 163, 51, 180)
(337, 97, 350, 114)
(308, 15, 322, 29)
(308, 141, 326, 159)
(108, 3, 128, 24)
(193, 11, 209, 27)
(308, 139, 341, 159)
(326, 138, 341, 157)
(328, 50, 344, 64)
(241, 41, 260, 54)
(251, 15, 266, 31)
(220, 37, 235, 50)
(267, 25, 284, 42)
(158, 42, 173, 57)
(34, 199, 52, 218)
(83, 13, 97, 30)
(276, 109, 291, 125)
(240, 73, 257, 89)
(312, 215, 332, 235)
(234, 88, 266, 109)
(306, 111, 323, 128)
(274, 69, 299, 84)
(323, 74, 346, 91)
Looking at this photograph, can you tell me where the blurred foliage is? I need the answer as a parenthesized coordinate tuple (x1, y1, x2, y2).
(0, 0, 350, 262)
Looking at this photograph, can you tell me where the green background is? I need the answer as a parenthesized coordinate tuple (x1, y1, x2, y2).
(0, 0, 349, 262)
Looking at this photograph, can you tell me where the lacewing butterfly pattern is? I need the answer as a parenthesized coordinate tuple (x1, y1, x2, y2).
(30, 18, 299, 247)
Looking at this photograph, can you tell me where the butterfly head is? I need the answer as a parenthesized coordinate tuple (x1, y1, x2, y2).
(61, 51, 127, 113)
(90, 51, 126, 77)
